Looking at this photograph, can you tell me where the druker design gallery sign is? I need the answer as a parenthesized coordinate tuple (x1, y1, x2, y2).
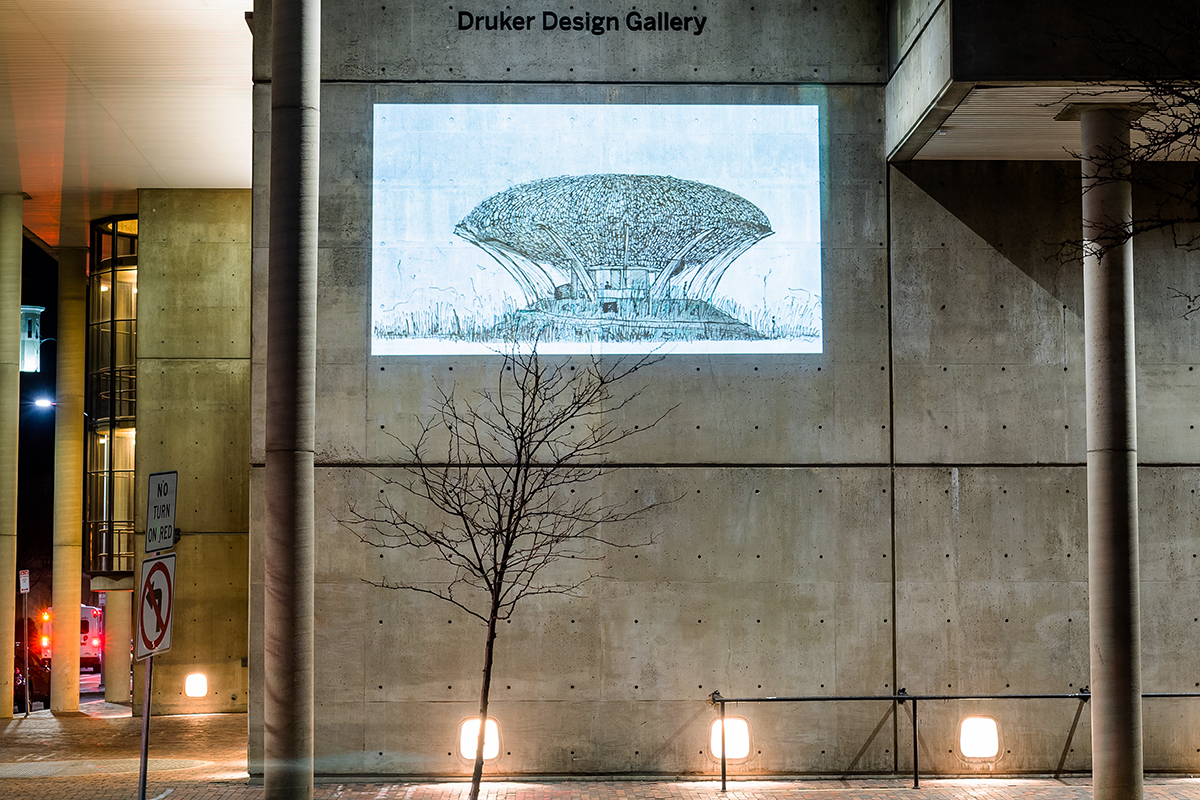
(457, 9, 709, 35)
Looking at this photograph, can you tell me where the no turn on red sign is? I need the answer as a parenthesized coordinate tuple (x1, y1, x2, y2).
(136, 552, 177, 661)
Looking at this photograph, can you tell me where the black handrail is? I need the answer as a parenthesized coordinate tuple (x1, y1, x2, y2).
(707, 688, 1200, 791)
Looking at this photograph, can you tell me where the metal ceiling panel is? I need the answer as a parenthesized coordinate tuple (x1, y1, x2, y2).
(914, 86, 1161, 161)
(0, 0, 251, 247)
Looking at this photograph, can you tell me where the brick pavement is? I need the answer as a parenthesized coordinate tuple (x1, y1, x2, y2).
(3, 702, 1200, 799)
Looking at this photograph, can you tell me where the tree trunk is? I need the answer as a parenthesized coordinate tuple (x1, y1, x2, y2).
(469, 599, 501, 800)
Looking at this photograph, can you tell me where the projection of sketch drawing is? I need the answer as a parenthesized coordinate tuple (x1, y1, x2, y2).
(371, 102, 822, 354)
(376, 173, 793, 344)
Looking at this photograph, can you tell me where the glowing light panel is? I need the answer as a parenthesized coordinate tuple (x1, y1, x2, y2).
(373, 103, 822, 355)
(459, 717, 501, 760)
(959, 716, 1000, 758)
(184, 673, 208, 698)
(710, 718, 751, 759)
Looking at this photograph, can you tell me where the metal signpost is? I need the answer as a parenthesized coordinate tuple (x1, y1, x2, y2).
(137, 470, 179, 800)
(136, 551, 176, 800)
(19, 569, 29, 717)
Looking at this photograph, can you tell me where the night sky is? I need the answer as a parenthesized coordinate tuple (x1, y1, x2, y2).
(17, 237, 59, 606)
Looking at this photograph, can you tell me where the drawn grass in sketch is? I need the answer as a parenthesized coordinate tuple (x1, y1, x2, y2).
(375, 173, 820, 344)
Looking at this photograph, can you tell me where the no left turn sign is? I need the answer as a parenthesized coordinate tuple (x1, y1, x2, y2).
(136, 553, 177, 660)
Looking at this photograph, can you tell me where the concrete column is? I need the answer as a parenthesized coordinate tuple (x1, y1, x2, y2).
(51, 246, 87, 714)
(1081, 105, 1143, 800)
(265, 0, 320, 796)
(0, 193, 22, 720)
(102, 590, 133, 703)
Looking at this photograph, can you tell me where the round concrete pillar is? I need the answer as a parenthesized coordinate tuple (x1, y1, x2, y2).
(264, 0, 320, 796)
(0, 193, 23, 720)
(1080, 105, 1144, 800)
(102, 590, 133, 703)
(51, 246, 88, 714)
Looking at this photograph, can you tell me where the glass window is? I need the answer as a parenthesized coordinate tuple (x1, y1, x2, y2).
(87, 215, 138, 575)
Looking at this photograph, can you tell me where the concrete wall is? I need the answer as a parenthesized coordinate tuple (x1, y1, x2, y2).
(949, 1, 1191, 83)
(891, 162, 1200, 774)
(246, 0, 1200, 778)
(884, 0, 960, 161)
(136, 188, 252, 715)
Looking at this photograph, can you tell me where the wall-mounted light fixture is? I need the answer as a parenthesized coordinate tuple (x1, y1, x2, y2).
(184, 673, 208, 698)
(459, 717, 501, 761)
(709, 717, 751, 760)
(958, 715, 1001, 759)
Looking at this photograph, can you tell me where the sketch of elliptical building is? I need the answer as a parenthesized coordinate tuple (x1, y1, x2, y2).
(454, 174, 776, 342)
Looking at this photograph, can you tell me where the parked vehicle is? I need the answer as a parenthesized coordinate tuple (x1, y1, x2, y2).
(39, 604, 104, 672)
(13, 651, 51, 713)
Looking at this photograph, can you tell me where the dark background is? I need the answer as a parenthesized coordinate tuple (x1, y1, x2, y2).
(17, 237, 59, 608)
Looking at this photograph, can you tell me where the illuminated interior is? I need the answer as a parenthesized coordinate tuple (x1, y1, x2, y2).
(709, 718, 751, 760)
(86, 215, 139, 575)
(458, 718, 501, 761)
(184, 673, 209, 698)
(959, 716, 1000, 759)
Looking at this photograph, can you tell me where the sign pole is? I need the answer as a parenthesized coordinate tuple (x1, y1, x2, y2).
(19, 569, 29, 717)
(135, 551, 176, 799)
(22, 591, 28, 717)
(138, 655, 153, 800)
(137, 471, 178, 798)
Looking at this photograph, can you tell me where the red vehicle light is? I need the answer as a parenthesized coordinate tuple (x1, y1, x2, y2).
(40, 636, 49, 647)
(91, 637, 101, 647)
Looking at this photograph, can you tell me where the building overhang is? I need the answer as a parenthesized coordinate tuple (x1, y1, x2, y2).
(886, 0, 1198, 162)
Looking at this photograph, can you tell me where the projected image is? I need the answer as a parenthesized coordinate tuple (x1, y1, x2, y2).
(373, 104, 822, 354)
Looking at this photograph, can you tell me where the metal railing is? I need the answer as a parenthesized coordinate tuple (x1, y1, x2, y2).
(709, 689, 1200, 790)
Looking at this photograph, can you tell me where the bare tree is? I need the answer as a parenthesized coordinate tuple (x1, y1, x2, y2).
(1057, 1, 1200, 261)
(345, 345, 674, 799)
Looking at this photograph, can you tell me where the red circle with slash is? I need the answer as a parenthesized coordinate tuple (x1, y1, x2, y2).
(139, 560, 174, 651)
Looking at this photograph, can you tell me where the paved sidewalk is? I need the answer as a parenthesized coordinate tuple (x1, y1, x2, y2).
(3, 701, 1200, 799)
